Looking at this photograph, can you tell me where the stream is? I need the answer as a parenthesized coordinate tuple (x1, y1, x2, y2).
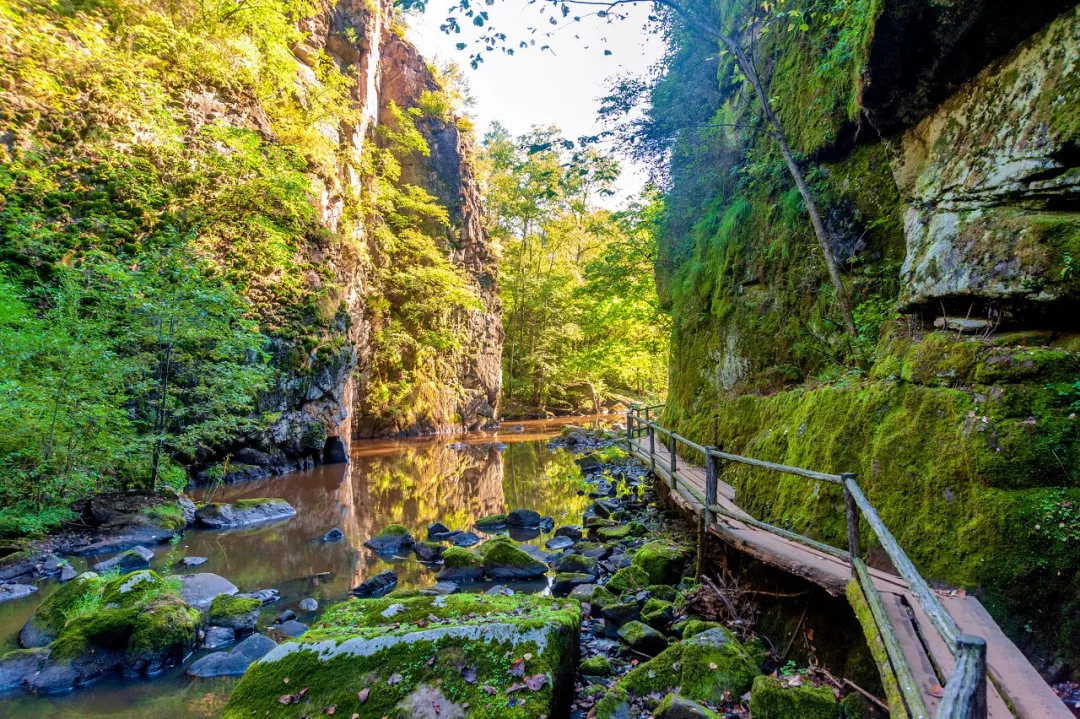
(0, 416, 605, 718)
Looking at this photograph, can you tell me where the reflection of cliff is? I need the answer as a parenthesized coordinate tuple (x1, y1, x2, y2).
(346, 442, 505, 585)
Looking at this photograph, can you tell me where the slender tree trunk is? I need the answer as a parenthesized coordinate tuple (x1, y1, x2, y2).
(150, 321, 175, 491)
(654, 0, 858, 336)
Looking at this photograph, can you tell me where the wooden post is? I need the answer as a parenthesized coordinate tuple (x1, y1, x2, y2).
(937, 634, 987, 719)
(648, 424, 656, 473)
(698, 448, 719, 578)
(668, 434, 677, 489)
(625, 410, 632, 446)
(842, 472, 860, 577)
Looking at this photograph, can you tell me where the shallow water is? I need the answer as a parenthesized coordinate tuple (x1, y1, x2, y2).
(0, 416, 611, 717)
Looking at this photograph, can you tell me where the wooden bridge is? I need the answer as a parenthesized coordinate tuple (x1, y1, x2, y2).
(624, 406, 1069, 719)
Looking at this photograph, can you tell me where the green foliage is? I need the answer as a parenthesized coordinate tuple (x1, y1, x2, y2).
(481, 123, 669, 410)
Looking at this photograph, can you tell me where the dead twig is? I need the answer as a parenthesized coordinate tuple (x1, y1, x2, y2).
(703, 575, 742, 625)
(780, 590, 812, 663)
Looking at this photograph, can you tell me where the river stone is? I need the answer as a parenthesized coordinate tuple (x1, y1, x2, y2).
(299, 597, 318, 611)
(220, 594, 580, 719)
(507, 508, 541, 528)
(554, 525, 583, 542)
(0, 647, 46, 692)
(603, 601, 641, 627)
(414, 541, 445, 562)
(203, 625, 236, 650)
(552, 572, 593, 596)
(320, 527, 344, 542)
(209, 594, 261, 634)
(617, 621, 667, 656)
(363, 524, 415, 554)
(654, 694, 720, 719)
(552, 553, 598, 578)
(275, 619, 308, 638)
(539, 515, 555, 531)
(474, 513, 508, 531)
(546, 535, 575, 551)
(187, 632, 278, 678)
(178, 573, 239, 610)
(450, 531, 481, 547)
(568, 583, 597, 602)
(480, 540, 548, 580)
(59, 566, 77, 582)
(195, 498, 296, 529)
(519, 543, 554, 562)
(179, 556, 208, 568)
(427, 522, 452, 540)
(420, 581, 460, 596)
(0, 583, 36, 603)
(436, 548, 483, 583)
(350, 569, 398, 597)
(236, 588, 280, 605)
(92, 545, 154, 573)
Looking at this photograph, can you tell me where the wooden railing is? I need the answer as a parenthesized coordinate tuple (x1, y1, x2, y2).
(625, 405, 987, 719)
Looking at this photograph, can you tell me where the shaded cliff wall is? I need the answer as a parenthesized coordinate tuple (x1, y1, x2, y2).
(659, 3, 1080, 673)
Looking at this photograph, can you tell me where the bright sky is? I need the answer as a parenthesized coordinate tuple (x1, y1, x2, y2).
(405, 1, 666, 203)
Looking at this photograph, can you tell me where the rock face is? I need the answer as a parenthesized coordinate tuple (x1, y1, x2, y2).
(893, 8, 1080, 312)
(221, 594, 579, 719)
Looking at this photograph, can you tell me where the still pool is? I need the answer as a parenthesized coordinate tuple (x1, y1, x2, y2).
(0, 416, 612, 717)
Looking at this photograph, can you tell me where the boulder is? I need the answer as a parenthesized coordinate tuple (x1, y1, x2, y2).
(568, 583, 597, 602)
(236, 588, 280, 605)
(480, 538, 548, 580)
(414, 541, 445, 562)
(602, 601, 641, 628)
(221, 594, 580, 719)
(194, 498, 296, 529)
(299, 597, 318, 611)
(552, 553, 598, 578)
(507, 509, 539, 528)
(179, 556, 208, 568)
(749, 675, 838, 719)
(208, 594, 262, 634)
(436, 548, 483, 583)
(631, 541, 692, 586)
(451, 531, 481, 547)
(350, 569, 398, 597)
(654, 694, 721, 719)
(274, 619, 308, 638)
(186, 633, 278, 678)
(552, 573, 593, 596)
(539, 516, 555, 531)
(546, 535, 575, 551)
(178, 573, 239, 610)
(0, 583, 36, 603)
(580, 655, 613, 677)
(202, 625, 236, 650)
(427, 522, 452, 540)
(0, 647, 47, 692)
(606, 566, 650, 594)
(555, 525, 583, 542)
(320, 527, 345, 542)
(92, 545, 154, 573)
(474, 513, 509, 531)
(363, 524, 416, 554)
(642, 599, 675, 630)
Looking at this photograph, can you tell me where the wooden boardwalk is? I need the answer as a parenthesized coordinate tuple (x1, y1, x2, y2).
(629, 435, 1069, 719)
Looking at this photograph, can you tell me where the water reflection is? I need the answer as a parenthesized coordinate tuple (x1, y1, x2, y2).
(0, 415, 612, 718)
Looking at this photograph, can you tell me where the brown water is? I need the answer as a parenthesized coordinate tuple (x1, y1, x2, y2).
(0, 416, 612, 718)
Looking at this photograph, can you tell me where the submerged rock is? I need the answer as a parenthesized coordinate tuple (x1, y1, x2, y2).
(350, 569, 398, 597)
(319, 527, 344, 542)
(221, 593, 580, 719)
(194, 498, 296, 529)
(363, 524, 416, 554)
(92, 545, 154, 573)
(545, 535, 575, 551)
(179, 556, 208, 568)
(0, 583, 36, 603)
(298, 597, 318, 611)
(450, 531, 481, 547)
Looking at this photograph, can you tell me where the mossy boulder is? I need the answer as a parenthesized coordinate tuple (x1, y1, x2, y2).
(195, 498, 296, 529)
(598, 627, 760, 714)
(553, 572, 594, 596)
(580, 655, 613, 676)
(631, 541, 691, 585)
(363, 523, 416, 554)
(606, 565, 650, 594)
(100, 569, 169, 607)
(749, 675, 838, 719)
(647, 584, 678, 602)
(589, 584, 618, 611)
(436, 547, 483, 582)
(552, 552, 598, 577)
(679, 620, 723, 640)
(480, 539, 547, 580)
(222, 594, 581, 719)
(641, 598, 675, 629)
(414, 540, 445, 562)
(123, 594, 200, 676)
(19, 572, 103, 648)
(654, 693, 720, 719)
(617, 620, 667, 655)
(474, 513, 509, 530)
(209, 594, 262, 633)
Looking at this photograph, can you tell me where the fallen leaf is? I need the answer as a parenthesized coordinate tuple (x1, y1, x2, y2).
(279, 695, 293, 705)
(929, 684, 945, 698)
(327, 706, 336, 715)
(525, 674, 547, 691)
(388, 673, 403, 685)
(506, 682, 527, 693)
(299, 687, 309, 698)
(508, 657, 525, 677)
(358, 688, 370, 703)
(481, 685, 497, 696)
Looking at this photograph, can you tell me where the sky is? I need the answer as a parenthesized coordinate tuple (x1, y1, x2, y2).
(405, 0, 667, 204)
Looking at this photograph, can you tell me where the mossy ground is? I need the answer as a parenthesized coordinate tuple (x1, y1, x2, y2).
(223, 594, 581, 719)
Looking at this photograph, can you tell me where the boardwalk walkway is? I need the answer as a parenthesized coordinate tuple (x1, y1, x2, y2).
(628, 433, 1068, 719)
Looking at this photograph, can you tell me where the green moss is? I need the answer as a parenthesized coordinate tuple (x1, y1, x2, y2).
(596, 525, 632, 541)
(441, 547, 482, 568)
(29, 572, 105, 635)
(480, 540, 544, 570)
(606, 566, 650, 594)
(376, 523, 411, 536)
(654, 693, 720, 719)
(555, 553, 598, 576)
(580, 656, 613, 676)
(125, 595, 199, 668)
(647, 584, 678, 602)
(845, 581, 904, 714)
(641, 599, 674, 629)
(50, 606, 140, 662)
(140, 503, 187, 532)
(474, 514, 508, 529)
(749, 675, 838, 718)
(100, 570, 170, 608)
(594, 687, 631, 719)
(589, 585, 618, 611)
(631, 541, 691, 585)
(222, 594, 581, 719)
(209, 594, 262, 621)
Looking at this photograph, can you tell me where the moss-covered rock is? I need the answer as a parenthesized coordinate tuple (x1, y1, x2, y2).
(100, 569, 169, 607)
(19, 572, 103, 648)
(647, 584, 678, 602)
(617, 620, 667, 656)
(480, 540, 547, 580)
(222, 594, 581, 719)
(631, 541, 691, 585)
(602, 627, 760, 709)
(654, 693, 720, 719)
(474, 513, 509, 530)
(363, 523, 415, 554)
(552, 552, 598, 577)
(606, 565, 650, 594)
(679, 619, 723, 640)
(123, 594, 200, 676)
(580, 655, 613, 676)
(436, 547, 483, 582)
(209, 594, 262, 633)
(552, 573, 594, 596)
(641, 598, 675, 629)
(749, 675, 838, 719)
(589, 585, 618, 611)
(596, 524, 633, 541)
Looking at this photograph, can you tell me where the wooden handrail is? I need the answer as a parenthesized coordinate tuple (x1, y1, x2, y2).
(625, 408, 987, 718)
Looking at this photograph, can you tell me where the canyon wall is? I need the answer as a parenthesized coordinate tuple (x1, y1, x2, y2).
(658, 2, 1079, 674)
